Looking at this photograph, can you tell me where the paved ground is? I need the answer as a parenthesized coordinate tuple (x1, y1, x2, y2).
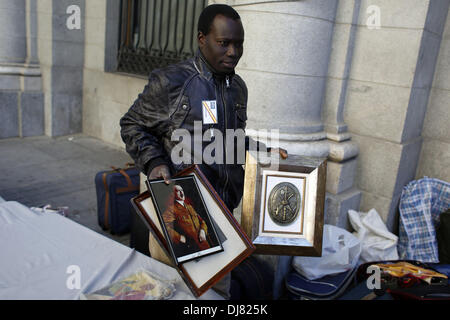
(0, 134, 135, 246)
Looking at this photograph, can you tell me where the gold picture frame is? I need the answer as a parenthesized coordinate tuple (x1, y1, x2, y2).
(241, 151, 326, 256)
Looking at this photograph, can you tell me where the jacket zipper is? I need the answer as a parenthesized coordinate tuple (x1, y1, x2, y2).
(221, 76, 230, 204)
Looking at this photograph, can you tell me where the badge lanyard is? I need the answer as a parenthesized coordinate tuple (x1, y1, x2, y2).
(202, 100, 218, 137)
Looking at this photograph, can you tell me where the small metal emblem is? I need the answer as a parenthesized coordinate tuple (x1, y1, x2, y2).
(268, 182, 301, 226)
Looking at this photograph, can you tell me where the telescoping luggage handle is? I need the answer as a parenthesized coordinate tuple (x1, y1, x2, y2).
(101, 163, 139, 230)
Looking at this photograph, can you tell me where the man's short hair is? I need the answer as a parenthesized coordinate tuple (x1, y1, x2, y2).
(198, 4, 241, 35)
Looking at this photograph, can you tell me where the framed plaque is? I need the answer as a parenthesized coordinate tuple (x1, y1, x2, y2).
(132, 165, 255, 297)
(241, 151, 326, 256)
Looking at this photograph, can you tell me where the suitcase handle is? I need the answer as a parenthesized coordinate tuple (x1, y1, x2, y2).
(110, 163, 135, 170)
(110, 165, 139, 194)
(116, 169, 139, 193)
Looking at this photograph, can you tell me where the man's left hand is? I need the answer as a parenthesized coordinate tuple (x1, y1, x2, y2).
(270, 148, 288, 159)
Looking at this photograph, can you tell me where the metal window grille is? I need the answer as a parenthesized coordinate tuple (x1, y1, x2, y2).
(117, 0, 208, 76)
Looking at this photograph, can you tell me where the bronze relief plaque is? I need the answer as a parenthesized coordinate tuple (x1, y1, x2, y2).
(267, 182, 301, 226)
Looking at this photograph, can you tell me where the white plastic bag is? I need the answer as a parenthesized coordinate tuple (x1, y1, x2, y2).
(292, 224, 361, 280)
(348, 208, 399, 263)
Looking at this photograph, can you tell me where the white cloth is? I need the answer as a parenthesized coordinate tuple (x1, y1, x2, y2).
(348, 208, 399, 263)
(0, 201, 222, 300)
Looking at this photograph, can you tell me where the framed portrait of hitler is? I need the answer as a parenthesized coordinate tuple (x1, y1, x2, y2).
(146, 175, 224, 264)
(241, 151, 326, 256)
(131, 165, 255, 297)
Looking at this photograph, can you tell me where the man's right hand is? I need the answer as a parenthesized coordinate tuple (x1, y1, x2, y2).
(179, 235, 186, 243)
(148, 164, 172, 185)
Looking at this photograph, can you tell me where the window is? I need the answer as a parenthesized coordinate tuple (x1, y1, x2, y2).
(117, 0, 208, 76)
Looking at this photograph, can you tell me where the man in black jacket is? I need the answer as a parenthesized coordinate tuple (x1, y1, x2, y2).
(120, 4, 286, 298)
(121, 4, 286, 211)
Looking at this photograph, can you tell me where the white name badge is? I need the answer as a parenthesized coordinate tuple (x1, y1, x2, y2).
(202, 100, 218, 125)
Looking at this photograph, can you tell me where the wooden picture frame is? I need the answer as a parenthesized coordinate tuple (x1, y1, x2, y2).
(131, 165, 255, 297)
(241, 151, 326, 256)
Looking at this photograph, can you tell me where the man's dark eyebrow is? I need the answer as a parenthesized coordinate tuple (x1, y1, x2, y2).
(215, 37, 244, 42)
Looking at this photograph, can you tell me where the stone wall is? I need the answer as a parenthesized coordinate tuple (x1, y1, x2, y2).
(416, 5, 450, 182)
(211, 0, 362, 229)
(82, 0, 146, 149)
(36, 0, 85, 137)
(37, 0, 53, 136)
(345, 0, 449, 231)
(210, 0, 450, 231)
(0, 0, 44, 138)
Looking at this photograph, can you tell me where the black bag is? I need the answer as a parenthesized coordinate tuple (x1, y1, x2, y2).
(286, 268, 357, 300)
(95, 165, 140, 235)
(339, 281, 393, 300)
(230, 256, 273, 300)
(437, 209, 450, 264)
(130, 203, 150, 256)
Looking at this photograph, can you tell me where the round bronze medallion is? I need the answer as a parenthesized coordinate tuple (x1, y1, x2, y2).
(267, 182, 301, 226)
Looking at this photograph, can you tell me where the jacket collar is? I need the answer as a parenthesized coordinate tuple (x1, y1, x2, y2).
(194, 49, 235, 83)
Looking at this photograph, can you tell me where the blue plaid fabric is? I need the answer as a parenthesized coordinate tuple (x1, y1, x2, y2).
(398, 177, 450, 263)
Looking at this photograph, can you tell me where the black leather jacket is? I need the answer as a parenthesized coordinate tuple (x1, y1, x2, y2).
(120, 50, 260, 210)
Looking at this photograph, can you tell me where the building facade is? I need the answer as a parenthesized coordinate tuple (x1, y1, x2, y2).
(1, 0, 449, 233)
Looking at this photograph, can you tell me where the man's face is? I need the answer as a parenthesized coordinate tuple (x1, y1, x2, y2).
(174, 185, 185, 201)
(198, 14, 244, 74)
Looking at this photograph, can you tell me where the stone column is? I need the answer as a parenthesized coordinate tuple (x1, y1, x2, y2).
(50, 0, 85, 136)
(0, 0, 44, 138)
(239, 0, 337, 158)
(209, 0, 363, 299)
(212, 0, 362, 229)
(321, 0, 362, 230)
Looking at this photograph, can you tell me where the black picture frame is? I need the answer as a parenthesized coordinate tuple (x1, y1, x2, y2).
(146, 175, 224, 264)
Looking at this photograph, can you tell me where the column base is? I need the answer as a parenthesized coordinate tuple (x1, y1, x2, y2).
(0, 64, 44, 139)
(325, 188, 362, 230)
(246, 128, 362, 230)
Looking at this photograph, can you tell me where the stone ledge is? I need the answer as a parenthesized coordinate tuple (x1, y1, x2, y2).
(327, 158, 357, 195)
(328, 139, 359, 162)
(246, 129, 359, 162)
(0, 63, 42, 77)
(325, 188, 362, 230)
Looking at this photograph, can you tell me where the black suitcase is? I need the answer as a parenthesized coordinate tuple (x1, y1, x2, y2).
(95, 164, 140, 235)
(286, 267, 357, 300)
(437, 209, 450, 264)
